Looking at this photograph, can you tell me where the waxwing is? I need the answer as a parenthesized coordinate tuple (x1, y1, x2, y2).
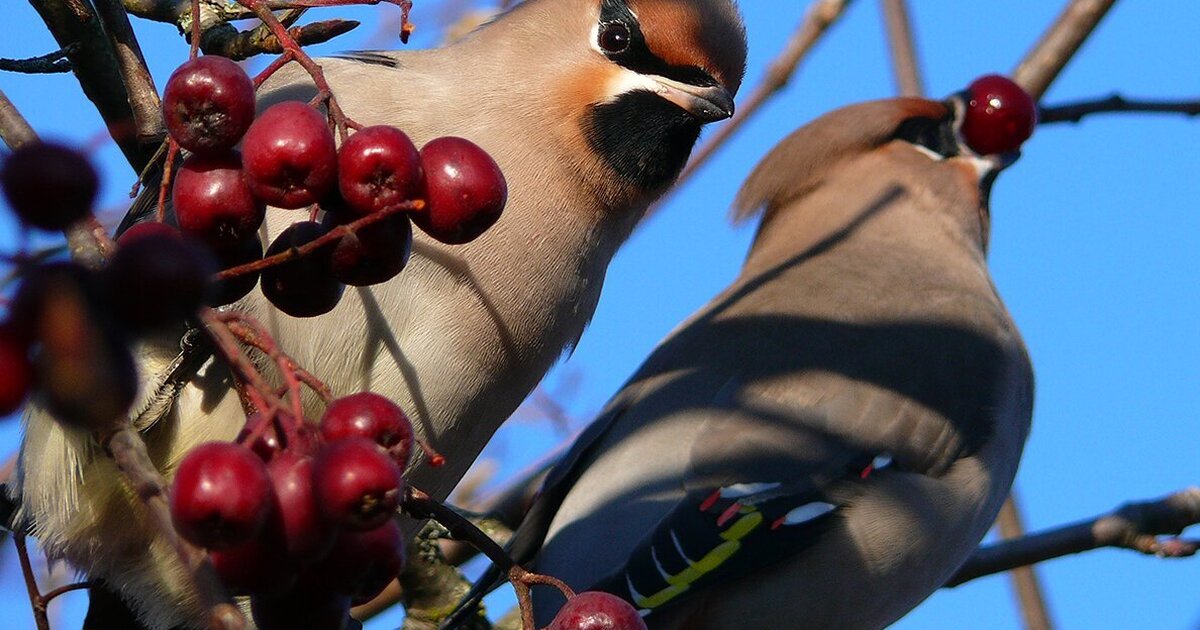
(455, 96, 1034, 629)
(10, 1, 747, 627)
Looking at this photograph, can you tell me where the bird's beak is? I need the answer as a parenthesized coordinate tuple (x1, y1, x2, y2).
(649, 75, 735, 123)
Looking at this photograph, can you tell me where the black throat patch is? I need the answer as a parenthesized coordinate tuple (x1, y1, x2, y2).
(584, 91, 702, 192)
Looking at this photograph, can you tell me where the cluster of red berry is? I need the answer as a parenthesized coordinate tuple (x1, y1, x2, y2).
(169, 392, 414, 627)
(164, 55, 507, 317)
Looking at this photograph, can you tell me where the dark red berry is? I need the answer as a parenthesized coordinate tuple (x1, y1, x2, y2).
(170, 442, 273, 550)
(320, 392, 415, 469)
(25, 263, 137, 430)
(242, 102, 338, 209)
(261, 221, 344, 317)
(1, 142, 98, 231)
(548, 591, 647, 630)
(237, 411, 317, 461)
(961, 74, 1038, 155)
(163, 56, 255, 155)
(210, 535, 295, 597)
(107, 224, 216, 335)
(411, 137, 506, 244)
(312, 437, 403, 531)
(208, 234, 263, 306)
(115, 221, 179, 247)
(267, 451, 336, 564)
(323, 212, 412, 287)
(173, 151, 265, 248)
(337, 125, 424, 217)
(307, 519, 405, 603)
(0, 324, 33, 415)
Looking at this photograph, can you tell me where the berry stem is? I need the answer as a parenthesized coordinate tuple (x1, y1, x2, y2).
(236, 0, 363, 140)
(201, 307, 283, 414)
(13, 533, 51, 630)
(215, 199, 423, 280)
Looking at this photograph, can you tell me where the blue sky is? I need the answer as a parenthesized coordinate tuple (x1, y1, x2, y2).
(1, 1, 1197, 628)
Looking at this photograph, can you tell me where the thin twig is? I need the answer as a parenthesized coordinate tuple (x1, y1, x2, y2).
(1011, 0, 1119, 101)
(995, 496, 1055, 630)
(1039, 95, 1200, 124)
(880, 0, 923, 97)
(200, 308, 283, 414)
(642, 0, 852, 225)
(216, 200, 423, 280)
(14, 534, 51, 630)
(402, 487, 574, 630)
(0, 46, 77, 74)
(948, 488, 1200, 588)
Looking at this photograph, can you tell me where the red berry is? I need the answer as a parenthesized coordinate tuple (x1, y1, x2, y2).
(324, 213, 413, 287)
(115, 221, 179, 247)
(960, 74, 1038, 155)
(261, 221, 344, 317)
(170, 442, 273, 550)
(210, 535, 295, 597)
(319, 392, 415, 469)
(107, 224, 216, 334)
(337, 125, 424, 217)
(312, 437, 403, 531)
(242, 102, 338, 209)
(208, 234, 263, 306)
(163, 56, 255, 155)
(24, 263, 137, 430)
(548, 592, 647, 630)
(173, 151, 265, 248)
(307, 519, 405, 603)
(0, 324, 33, 415)
(267, 451, 336, 564)
(237, 411, 318, 461)
(411, 137, 506, 244)
(1, 142, 98, 231)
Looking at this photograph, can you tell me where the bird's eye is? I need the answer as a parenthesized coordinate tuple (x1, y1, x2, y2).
(598, 21, 631, 54)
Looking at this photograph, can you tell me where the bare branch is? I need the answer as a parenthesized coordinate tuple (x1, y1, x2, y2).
(948, 488, 1200, 588)
(29, 0, 154, 170)
(1039, 95, 1200, 124)
(995, 496, 1055, 630)
(202, 18, 360, 60)
(642, 0, 852, 226)
(0, 46, 76, 74)
(0, 91, 39, 149)
(1012, 0, 1119, 101)
(880, 0, 924, 97)
(92, 0, 167, 147)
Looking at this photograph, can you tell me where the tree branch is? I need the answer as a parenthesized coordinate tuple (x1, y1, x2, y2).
(880, 0, 923, 97)
(0, 46, 76, 74)
(29, 0, 154, 170)
(995, 495, 1055, 630)
(92, 0, 167, 148)
(1011, 0, 1119, 101)
(948, 488, 1200, 588)
(0, 90, 39, 149)
(1039, 95, 1200, 124)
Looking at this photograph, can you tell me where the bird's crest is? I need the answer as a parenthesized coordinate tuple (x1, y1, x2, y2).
(731, 98, 948, 224)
